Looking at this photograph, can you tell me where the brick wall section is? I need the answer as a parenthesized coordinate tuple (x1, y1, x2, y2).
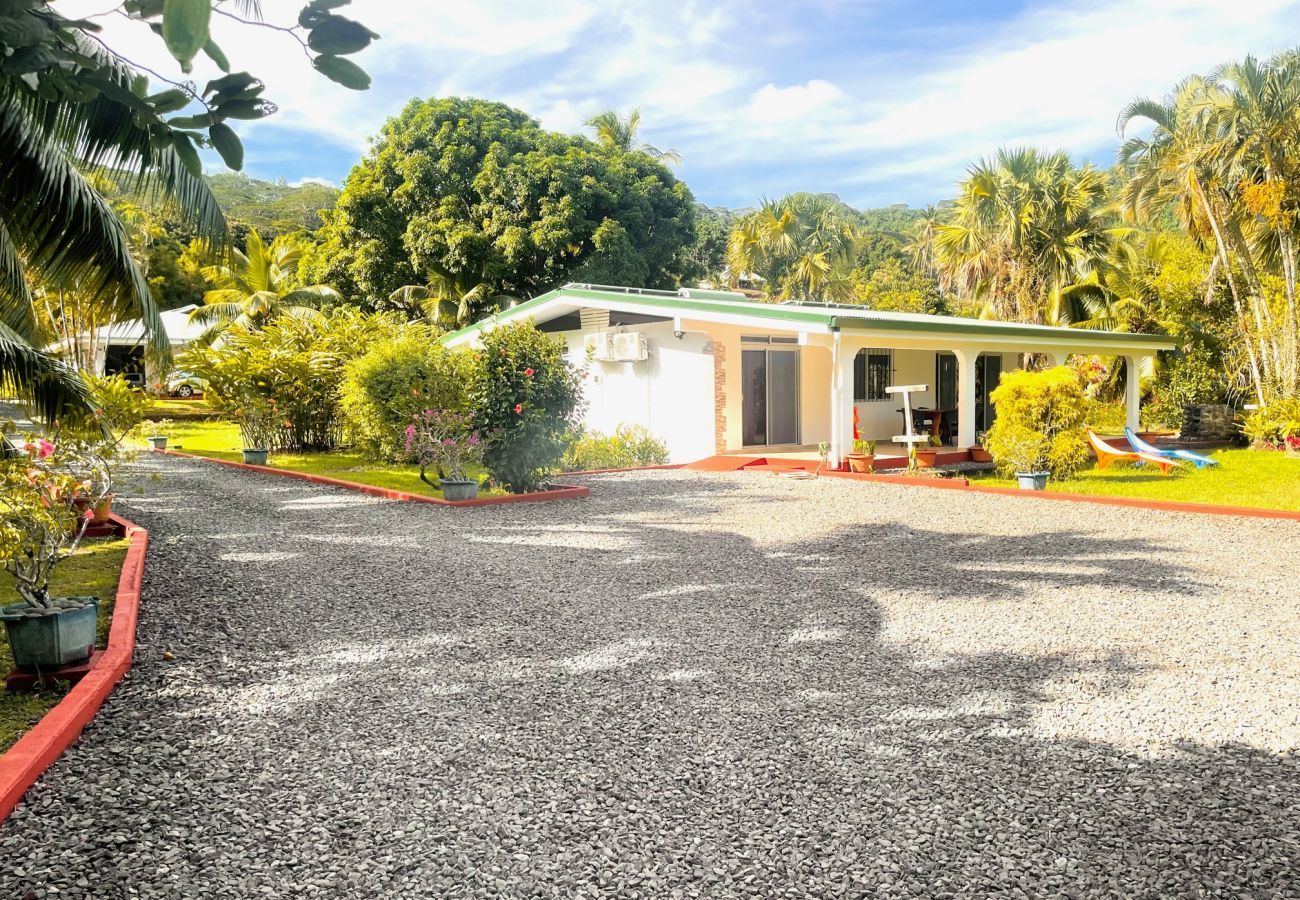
(710, 337, 727, 453)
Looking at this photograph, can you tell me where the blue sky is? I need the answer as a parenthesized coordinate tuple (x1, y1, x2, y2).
(70, 0, 1300, 209)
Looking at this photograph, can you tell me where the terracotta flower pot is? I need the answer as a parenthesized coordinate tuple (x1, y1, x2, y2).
(969, 447, 993, 463)
(914, 448, 939, 468)
(846, 453, 874, 473)
(91, 495, 113, 525)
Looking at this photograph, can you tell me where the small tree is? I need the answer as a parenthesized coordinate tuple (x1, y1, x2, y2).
(985, 366, 1091, 478)
(340, 328, 472, 461)
(469, 322, 584, 493)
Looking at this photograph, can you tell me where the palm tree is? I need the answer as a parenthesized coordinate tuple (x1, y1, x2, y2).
(388, 271, 517, 329)
(191, 232, 338, 341)
(727, 194, 858, 303)
(1, 42, 224, 420)
(933, 148, 1116, 325)
(585, 108, 682, 165)
(1119, 75, 1275, 401)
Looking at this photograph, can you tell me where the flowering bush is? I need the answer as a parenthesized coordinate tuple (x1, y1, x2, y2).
(0, 437, 98, 609)
(1241, 398, 1300, 448)
(468, 321, 584, 493)
(404, 410, 484, 485)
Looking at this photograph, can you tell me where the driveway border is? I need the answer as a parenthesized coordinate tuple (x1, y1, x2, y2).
(154, 448, 590, 507)
(0, 514, 148, 821)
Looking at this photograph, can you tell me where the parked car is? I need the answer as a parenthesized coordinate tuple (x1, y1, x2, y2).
(165, 371, 205, 399)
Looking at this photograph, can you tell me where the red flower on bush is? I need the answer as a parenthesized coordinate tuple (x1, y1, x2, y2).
(514, 403, 523, 414)
(524, 368, 534, 377)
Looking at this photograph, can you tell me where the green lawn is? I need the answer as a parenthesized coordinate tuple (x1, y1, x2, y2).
(0, 537, 130, 751)
(147, 398, 222, 421)
(155, 420, 494, 500)
(969, 448, 1300, 512)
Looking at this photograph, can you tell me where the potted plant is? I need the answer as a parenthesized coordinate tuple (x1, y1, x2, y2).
(998, 430, 1051, 490)
(406, 409, 484, 501)
(914, 433, 942, 468)
(0, 441, 101, 670)
(140, 418, 177, 451)
(969, 432, 994, 463)
(846, 439, 876, 473)
(234, 392, 275, 466)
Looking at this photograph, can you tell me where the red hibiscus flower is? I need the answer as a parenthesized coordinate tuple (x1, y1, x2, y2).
(514, 403, 523, 414)
(524, 368, 534, 377)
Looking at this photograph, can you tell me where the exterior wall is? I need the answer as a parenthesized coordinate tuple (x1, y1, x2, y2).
(557, 321, 717, 464)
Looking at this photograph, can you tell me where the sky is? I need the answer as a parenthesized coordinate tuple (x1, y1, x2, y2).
(63, 0, 1300, 209)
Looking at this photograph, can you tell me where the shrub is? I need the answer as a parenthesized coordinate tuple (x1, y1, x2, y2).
(468, 321, 584, 493)
(181, 309, 391, 452)
(405, 410, 483, 485)
(340, 328, 471, 461)
(1241, 398, 1300, 448)
(985, 366, 1091, 479)
(561, 425, 670, 472)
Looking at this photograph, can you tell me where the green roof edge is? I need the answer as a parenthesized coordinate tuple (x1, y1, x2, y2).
(442, 286, 1176, 349)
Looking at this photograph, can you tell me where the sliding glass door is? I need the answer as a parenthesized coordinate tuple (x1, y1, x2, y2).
(741, 348, 800, 446)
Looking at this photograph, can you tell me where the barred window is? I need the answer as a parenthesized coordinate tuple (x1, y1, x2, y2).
(853, 349, 891, 401)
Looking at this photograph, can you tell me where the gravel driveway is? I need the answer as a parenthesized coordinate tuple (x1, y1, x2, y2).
(2, 458, 1298, 898)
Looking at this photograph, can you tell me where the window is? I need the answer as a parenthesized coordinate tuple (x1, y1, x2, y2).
(853, 349, 891, 401)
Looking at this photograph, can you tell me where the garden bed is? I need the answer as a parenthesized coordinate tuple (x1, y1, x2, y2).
(152, 420, 589, 507)
(0, 515, 147, 819)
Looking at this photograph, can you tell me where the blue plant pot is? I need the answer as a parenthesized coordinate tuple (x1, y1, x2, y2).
(242, 449, 269, 466)
(1016, 471, 1050, 491)
(439, 478, 479, 502)
(1, 597, 99, 670)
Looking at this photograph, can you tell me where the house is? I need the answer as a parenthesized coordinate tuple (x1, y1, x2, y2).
(75, 305, 207, 387)
(442, 284, 1176, 466)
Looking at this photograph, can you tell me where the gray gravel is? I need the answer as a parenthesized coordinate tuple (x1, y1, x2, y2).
(2, 457, 1298, 899)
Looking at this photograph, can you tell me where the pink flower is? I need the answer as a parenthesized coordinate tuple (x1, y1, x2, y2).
(405, 425, 416, 437)
(83, 508, 95, 520)
(37, 439, 54, 459)
(513, 403, 523, 414)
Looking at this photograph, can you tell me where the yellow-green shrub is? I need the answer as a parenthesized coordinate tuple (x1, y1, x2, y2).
(340, 328, 472, 461)
(985, 366, 1090, 478)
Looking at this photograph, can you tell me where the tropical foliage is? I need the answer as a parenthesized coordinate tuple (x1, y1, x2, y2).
(984, 367, 1092, 479)
(585, 108, 681, 164)
(561, 425, 670, 472)
(303, 97, 699, 313)
(727, 194, 859, 302)
(0, 0, 373, 420)
(191, 231, 339, 341)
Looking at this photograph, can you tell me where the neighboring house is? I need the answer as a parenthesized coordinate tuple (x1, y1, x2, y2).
(77, 304, 206, 387)
(443, 283, 1176, 466)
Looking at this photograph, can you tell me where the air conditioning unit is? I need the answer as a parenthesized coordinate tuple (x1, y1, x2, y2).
(584, 332, 615, 360)
(612, 332, 648, 362)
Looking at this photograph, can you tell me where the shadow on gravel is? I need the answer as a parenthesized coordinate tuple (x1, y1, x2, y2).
(3, 466, 1295, 898)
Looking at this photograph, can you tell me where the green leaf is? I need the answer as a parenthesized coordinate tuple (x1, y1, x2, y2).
(162, 0, 212, 72)
(171, 131, 203, 177)
(203, 39, 231, 73)
(167, 112, 214, 129)
(148, 88, 192, 114)
(204, 72, 258, 96)
(214, 98, 275, 120)
(298, 0, 348, 28)
(208, 123, 244, 170)
(312, 54, 370, 90)
(306, 16, 377, 55)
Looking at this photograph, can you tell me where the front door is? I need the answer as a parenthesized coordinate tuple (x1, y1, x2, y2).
(742, 348, 800, 446)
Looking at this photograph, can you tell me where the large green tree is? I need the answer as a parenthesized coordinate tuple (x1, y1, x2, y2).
(303, 97, 699, 315)
(727, 193, 859, 302)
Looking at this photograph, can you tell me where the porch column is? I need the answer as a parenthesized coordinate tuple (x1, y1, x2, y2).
(830, 334, 856, 467)
(1045, 352, 1066, 367)
(955, 348, 979, 449)
(1124, 354, 1143, 433)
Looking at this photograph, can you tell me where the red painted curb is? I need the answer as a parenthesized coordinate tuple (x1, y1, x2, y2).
(155, 448, 589, 507)
(818, 468, 1300, 522)
(0, 514, 148, 821)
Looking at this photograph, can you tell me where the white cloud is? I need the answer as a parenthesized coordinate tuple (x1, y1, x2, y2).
(51, 0, 1300, 205)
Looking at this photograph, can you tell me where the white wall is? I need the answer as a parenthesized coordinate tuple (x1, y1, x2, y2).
(559, 322, 717, 464)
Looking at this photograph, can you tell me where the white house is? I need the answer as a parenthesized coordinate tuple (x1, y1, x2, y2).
(442, 283, 1176, 466)
(77, 304, 207, 387)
